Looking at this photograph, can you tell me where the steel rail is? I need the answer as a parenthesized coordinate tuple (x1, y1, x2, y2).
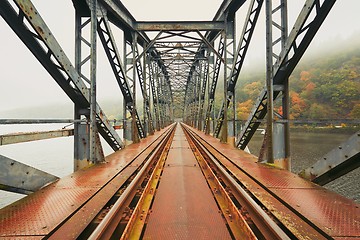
(87, 124, 176, 239)
(182, 124, 332, 239)
(182, 124, 290, 239)
(45, 125, 175, 239)
(182, 125, 257, 239)
(119, 126, 172, 239)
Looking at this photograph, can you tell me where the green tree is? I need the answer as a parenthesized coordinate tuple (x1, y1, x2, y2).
(349, 103, 360, 118)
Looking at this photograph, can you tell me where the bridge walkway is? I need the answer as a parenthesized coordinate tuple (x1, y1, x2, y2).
(0, 123, 359, 239)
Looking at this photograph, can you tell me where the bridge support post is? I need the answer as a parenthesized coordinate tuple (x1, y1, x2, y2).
(151, 62, 161, 131)
(262, 0, 290, 170)
(220, 21, 236, 145)
(198, 55, 209, 132)
(73, 1, 105, 171)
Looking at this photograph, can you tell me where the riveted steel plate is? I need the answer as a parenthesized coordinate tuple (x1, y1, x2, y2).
(0, 127, 171, 238)
(188, 125, 360, 238)
(0, 187, 94, 237)
(270, 188, 360, 237)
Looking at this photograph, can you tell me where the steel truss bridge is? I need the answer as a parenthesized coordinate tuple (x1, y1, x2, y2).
(0, 0, 359, 239)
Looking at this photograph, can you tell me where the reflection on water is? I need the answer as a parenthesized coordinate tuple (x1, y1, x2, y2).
(248, 129, 360, 203)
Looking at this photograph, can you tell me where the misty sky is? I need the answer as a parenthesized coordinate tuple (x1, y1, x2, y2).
(1, 0, 360, 114)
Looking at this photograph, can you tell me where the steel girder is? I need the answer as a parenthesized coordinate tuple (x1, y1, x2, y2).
(207, 0, 247, 43)
(0, 155, 59, 195)
(299, 131, 360, 185)
(197, 58, 210, 130)
(213, 0, 264, 138)
(96, 14, 145, 139)
(74, 0, 106, 167)
(148, 61, 161, 130)
(214, 0, 247, 21)
(135, 21, 226, 31)
(235, 0, 337, 149)
(0, 130, 74, 146)
(259, 0, 290, 169)
(204, 35, 225, 134)
(0, 1, 124, 154)
(132, 43, 155, 136)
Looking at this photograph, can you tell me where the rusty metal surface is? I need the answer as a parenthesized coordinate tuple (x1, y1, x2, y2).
(270, 188, 360, 237)
(0, 127, 171, 238)
(188, 125, 360, 239)
(0, 154, 59, 194)
(143, 126, 231, 239)
(0, 237, 44, 240)
(0, 187, 94, 237)
(48, 166, 138, 239)
(0, 129, 74, 146)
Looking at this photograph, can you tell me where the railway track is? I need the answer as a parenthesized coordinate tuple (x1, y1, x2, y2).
(181, 123, 332, 240)
(47, 123, 335, 239)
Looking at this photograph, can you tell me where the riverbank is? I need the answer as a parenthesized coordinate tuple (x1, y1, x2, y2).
(290, 125, 360, 134)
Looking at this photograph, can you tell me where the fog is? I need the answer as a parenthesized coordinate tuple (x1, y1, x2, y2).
(0, 0, 359, 115)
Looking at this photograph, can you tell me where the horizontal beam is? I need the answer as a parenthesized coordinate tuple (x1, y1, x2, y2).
(100, 0, 135, 29)
(213, 0, 246, 21)
(135, 21, 225, 31)
(0, 155, 59, 194)
(0, 129, 74, 146)
(0, 119, 75, 124)
(299, 131, 360, 185)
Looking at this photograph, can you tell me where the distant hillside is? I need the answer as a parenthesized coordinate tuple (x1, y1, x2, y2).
(234, 35, 360, 121)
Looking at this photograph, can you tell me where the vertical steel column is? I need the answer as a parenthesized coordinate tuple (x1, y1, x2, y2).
(123, 38, 133, 144)
(198, 57, 209, 131)
(74, 9, 88, 171)
(74, 2, 104, 171)
(228, 21, 236, 145)
(204, 35, 225, 135)
(276, 0, 290, 170)
(265, 0, 274, 163)
(263, 0, 289, 169)
(220, 29, 228, 143)
(142, 45, 147, 137)
(156, 70, 164, 128)
(145, 54, 154, 135)
(132, 33, 140, 143)
(195, 63, 201, 129)
(151, 62, 161, 130)
(89, 0, 98, 163)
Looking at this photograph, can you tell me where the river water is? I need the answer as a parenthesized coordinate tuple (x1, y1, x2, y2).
(247, 129, 360, 203)
(0, 125, 359, 208)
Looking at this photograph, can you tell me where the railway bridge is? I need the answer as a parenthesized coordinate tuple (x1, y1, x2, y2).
(0, 0, 359, 239)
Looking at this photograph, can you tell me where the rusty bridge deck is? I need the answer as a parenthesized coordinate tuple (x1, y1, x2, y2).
(0, 123, 359, 239)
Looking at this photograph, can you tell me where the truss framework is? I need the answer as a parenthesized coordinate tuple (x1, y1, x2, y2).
(1, 0, 350, 194)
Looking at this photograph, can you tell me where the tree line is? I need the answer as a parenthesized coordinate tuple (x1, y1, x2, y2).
(231, 41, 360, 121)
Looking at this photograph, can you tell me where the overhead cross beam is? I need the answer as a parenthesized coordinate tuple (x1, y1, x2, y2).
(135, 21, 225, 31)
